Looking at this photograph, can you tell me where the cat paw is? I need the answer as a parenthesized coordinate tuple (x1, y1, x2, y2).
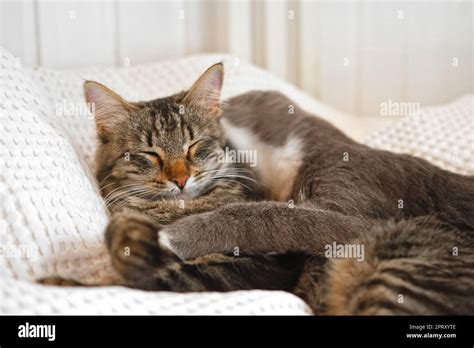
(106, 213, 178, 286)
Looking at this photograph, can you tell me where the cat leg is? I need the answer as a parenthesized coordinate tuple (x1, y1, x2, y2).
(143, 252, 308, 293)
(40, 203, 367, 290)
(105, 207, 310, 291)
(159, 201, 371, 260)
(40, 213, 307, 294)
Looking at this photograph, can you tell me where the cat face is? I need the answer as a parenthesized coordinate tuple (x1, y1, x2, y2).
(85, 64, 229, 205)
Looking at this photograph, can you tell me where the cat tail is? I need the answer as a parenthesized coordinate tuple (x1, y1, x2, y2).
(295, 217, 474, 315)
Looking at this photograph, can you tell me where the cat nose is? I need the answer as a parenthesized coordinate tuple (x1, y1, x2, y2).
(172, 175, 189, 190)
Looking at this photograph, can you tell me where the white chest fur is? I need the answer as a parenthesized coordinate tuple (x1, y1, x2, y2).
(221, 119, 303, 201)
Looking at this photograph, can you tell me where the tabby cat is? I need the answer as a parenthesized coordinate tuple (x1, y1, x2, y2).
(42, 63, 474, 315)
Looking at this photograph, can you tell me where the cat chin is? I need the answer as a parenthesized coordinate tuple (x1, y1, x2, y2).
(179, 184, 210, 200)
(175, 190, 201, 200)
(160, 190, 197, 201)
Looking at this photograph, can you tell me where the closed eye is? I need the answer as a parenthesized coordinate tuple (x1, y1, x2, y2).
(186, 139, 202, 159)
(140, 151, 162, 166)
(189, 140, 201, 150)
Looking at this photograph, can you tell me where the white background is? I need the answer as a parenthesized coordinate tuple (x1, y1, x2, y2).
(1, 0, 472, 117)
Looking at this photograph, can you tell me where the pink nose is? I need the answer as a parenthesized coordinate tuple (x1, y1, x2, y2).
(172, 175, 189, 190)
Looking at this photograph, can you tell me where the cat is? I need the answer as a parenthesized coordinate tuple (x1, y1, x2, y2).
(41, 63, 474, 315)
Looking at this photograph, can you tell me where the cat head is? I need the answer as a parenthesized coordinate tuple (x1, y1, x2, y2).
(84, 63, 228, 207)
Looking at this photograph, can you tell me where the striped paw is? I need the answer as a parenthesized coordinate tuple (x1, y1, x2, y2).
(106, 213, 178, 287)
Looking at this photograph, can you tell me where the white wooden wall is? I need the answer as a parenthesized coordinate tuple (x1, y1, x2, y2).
(1, 0, 472, 116)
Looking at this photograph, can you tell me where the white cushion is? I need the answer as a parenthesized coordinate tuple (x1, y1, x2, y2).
(365, 96, 474, 175)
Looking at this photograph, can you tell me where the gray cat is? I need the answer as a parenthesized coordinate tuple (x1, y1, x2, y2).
(41, 63, 474, 315)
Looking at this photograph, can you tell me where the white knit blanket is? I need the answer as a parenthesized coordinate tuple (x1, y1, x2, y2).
(1, 46, 472, 314)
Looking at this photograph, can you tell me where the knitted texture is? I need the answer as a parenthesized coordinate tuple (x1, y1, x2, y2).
(1, 46, 472, 314)
(365, 97, 473, 175)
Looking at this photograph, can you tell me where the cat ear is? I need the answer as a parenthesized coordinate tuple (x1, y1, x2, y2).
(182, 63, 224, 116)
(84, 81, 135, 142)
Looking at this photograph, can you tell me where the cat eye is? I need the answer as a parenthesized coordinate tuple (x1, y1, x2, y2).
(186, 139, 202, 158)
(188, 140, 201, 150)
(140, 151, 162, 166)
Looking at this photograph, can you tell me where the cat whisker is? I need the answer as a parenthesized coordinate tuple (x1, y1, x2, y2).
(210, 174, 265, 188)
(97, 172, 115, 187)
(209, 178, 253, 192)
(105, 187, 159, 211)
(103, 185, 153, 207)
(102, 182, 149, 200)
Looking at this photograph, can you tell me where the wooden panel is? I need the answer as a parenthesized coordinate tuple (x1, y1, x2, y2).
(213, 0, 229, 53)
(405, 1, 473, 107)
(184, 0, 207, 54)
(37, 0, 115, 68)
(299, 0, 321, 97)
(299, 1, 359, 114)
(0, 0, 471, 116)
(0, 0, 38, 66)
(227, 0, 252, 63)
(286, 0, 300, 85)
(357, 2, 408, 116)
(251, 0, 266, 67)
(263, 0, 288, 79)
(117, 0, 185, 66)
(317, 2, 358, 114)
(185, 0, 227, 55)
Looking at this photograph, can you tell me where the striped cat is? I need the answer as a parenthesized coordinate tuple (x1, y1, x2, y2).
(42, 64, 474, 315)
